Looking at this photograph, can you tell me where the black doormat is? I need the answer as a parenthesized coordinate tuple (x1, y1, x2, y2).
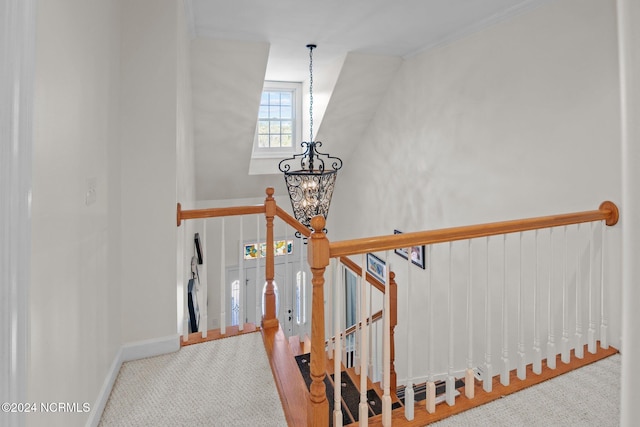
(295, 353, 350, 426)
(296, 353, 389, 424)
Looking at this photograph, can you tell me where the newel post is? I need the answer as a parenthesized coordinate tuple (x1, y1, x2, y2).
(308, 215, 329, 426)
(262, 188, 279, 329)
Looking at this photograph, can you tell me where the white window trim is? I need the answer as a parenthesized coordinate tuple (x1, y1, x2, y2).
(252, 81, 302, 159)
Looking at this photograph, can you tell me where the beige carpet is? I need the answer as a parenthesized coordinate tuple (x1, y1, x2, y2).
(432, 353, 621, 427)
(99, 332, 287, 427)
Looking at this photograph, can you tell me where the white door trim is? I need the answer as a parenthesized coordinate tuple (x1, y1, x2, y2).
(0, 0, 36, 425)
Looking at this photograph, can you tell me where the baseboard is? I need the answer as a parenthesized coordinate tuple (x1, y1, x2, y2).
(86, 334, 180, 427)
(86, 347, 123, 427)
(121, 334, 180, 362)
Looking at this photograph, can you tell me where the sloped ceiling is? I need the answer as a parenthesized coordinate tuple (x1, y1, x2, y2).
(187, 0, 550, 201)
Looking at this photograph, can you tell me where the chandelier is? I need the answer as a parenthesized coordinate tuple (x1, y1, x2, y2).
(278, 44, 342, 232)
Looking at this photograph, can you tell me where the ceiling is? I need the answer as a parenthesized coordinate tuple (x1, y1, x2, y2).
(185, 0, 549, 201)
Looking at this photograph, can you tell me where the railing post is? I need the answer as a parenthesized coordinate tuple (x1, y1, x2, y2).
(262, 187, 278, 329)
(308, 215, 329, 427)
(389, 272, 398, 395)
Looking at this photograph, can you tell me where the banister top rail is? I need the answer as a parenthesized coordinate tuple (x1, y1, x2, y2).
(275, 205, 311, 238)
(329, 201, 619, 258)
(326, 309, 383, 345)
(176, 203, 266, 226)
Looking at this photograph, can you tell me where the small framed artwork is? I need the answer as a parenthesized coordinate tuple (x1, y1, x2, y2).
(366, 253, 386, 283)
(393, 230, 426, 269)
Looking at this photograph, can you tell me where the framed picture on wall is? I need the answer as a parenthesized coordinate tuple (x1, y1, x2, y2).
(366, 253, 386, 283)
(393, 230, 426, 269)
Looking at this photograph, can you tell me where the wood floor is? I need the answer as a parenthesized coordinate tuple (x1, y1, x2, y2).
(182, 324, 618, 427)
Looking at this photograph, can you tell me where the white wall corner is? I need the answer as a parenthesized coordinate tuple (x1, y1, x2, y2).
(86, 348, 124, 427)
(87, 335, 181, 426)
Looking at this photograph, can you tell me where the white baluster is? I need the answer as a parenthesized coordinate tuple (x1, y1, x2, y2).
(405, 248, 414, 420)
(382, 251, 391, 427)
(256, 216, 261, 324)
(446, 242, 456, 406)
(517, 232, 526, 380)
(500, 235, 509, 386)
(342, 264, 348, 368)
(327, 248, 334, 360)
(300, 235, 306, 325)
(239, 216, 244, 331)
(200, 221, 207, 338)
(368, 261, 374, 379)
(588, 221, 596, 354)
(561, 226, 570, 364)
(547, 228, 556, 369)
(359, 253, 369, 426)
(575, 224, 584, 359)
(483, 237, 493, 393)
(220, 218, 226, 335)
(533, 230, 542, 374)
(355, 262, 361, 376)
(600, 221, 609, 349)
(426, 244, 436, 413)
(183, 246, 190, 341)
(466, 239, 475, 398)
(332, 259, 343, 427)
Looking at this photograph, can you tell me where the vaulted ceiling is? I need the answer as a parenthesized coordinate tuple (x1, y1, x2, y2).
(185, 0, 550, 201)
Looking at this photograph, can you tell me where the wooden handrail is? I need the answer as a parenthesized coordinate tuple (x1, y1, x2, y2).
(275, 205, 311, 237)
(329, 201, 619, 258)
(176, 203, 265, 226)
(326, 310, 383, 345)
(339, 256, 385, 294)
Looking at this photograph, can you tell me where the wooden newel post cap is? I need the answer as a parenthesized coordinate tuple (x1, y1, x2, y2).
(310, 215, 326, 233)
(265, 187, 275, 198)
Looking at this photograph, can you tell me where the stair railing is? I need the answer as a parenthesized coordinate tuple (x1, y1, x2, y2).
(177, 188, 297, 334)
(306, 201, 619, 426)
(328, 256, 398, 394)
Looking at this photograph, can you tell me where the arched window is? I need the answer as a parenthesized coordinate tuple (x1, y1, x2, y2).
(261, 281, 279, 317)
(230, 280, 240, 326)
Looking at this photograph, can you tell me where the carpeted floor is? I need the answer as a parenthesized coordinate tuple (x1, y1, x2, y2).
(99, 332, 620, 427)
(99, 332, 287, 427)
(432, 353, 621, 427)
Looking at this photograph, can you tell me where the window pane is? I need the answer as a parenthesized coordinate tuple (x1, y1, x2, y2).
(281, 135, 292, 147)
(281, 106, 292, 119)
(258, 120, 269, 134)
(281, 121, 292, 134)
(269, 121, 281, 134)
(270, 135, 281, 147)
(260, 92, 269, 105)
(259, 105, 269, 119)
(281, 92, 292, 105)
(258, 135, 269, 148)
(269, 105, 281, 119)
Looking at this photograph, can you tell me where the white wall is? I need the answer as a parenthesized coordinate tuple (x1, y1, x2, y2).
(31, 1, 122, 425)
(30, 1, 193, 425)
(1, 1, 34, 426)
(119, 0, 179, 344)
(176, 0, 198, 336)
(330, 0, 622, 382)
(618, 0, 640, 424)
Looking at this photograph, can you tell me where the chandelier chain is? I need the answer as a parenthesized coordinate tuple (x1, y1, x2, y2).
(308, 45, 314, 143)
